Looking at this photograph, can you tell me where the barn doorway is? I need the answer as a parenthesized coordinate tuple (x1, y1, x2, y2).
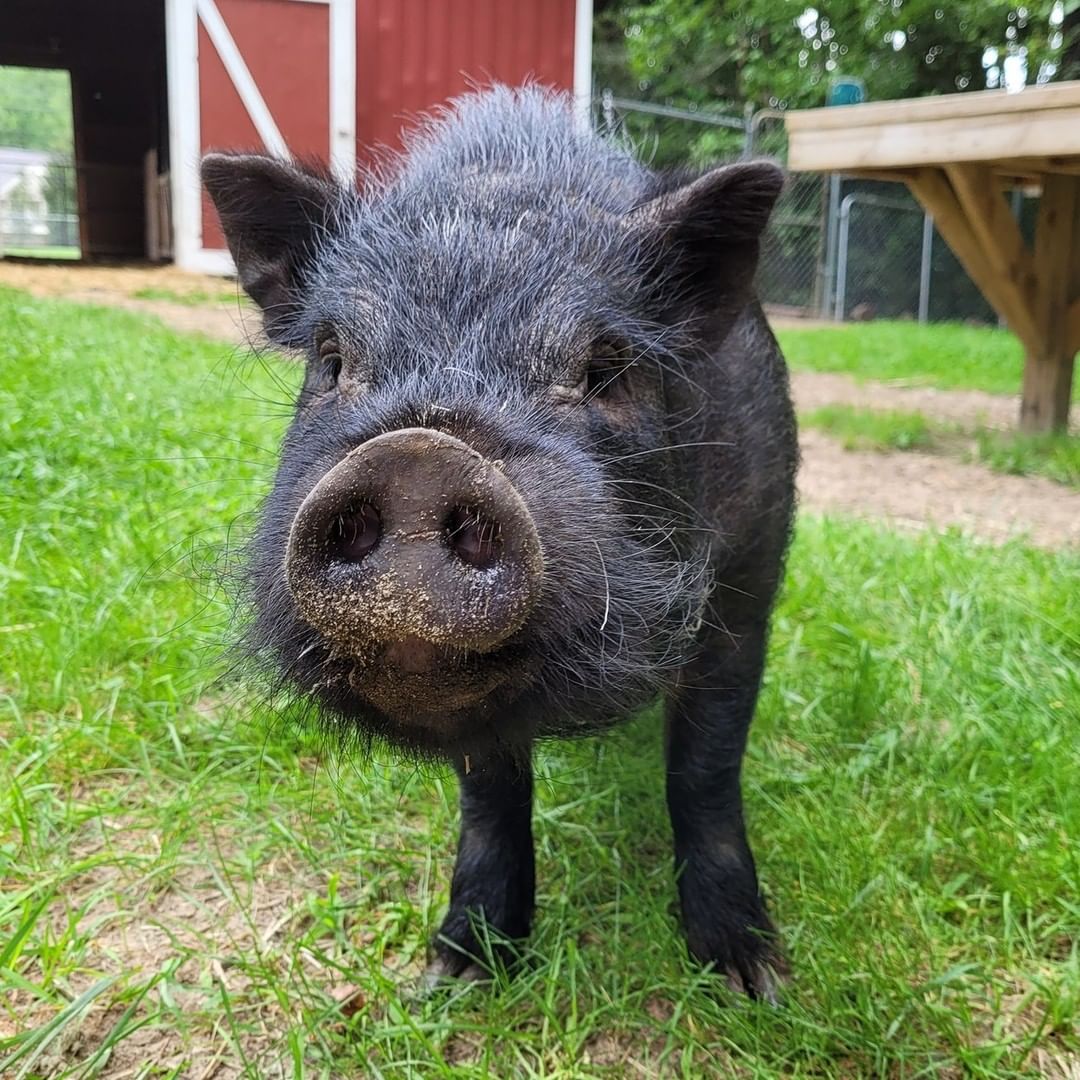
(0, 0, 170, 262)
(0, 67, 79, 259)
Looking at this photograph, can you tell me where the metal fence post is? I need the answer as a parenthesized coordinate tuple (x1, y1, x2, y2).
(1000, 189, 1024, 330)
(918, 213, 934, 324)
(822, 174, 842, 318)
(834, 192, 926, 322)
(745, 108, 786, 159)
(833, 193, 857, 321)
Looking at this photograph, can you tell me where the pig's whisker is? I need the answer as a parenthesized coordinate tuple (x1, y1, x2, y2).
(593, 540, 611, 637)
(602, 440, 736, 464)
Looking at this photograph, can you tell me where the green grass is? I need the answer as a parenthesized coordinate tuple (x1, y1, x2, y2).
(775, 321, 1047, 398)
(803, 403, 1080, 489)
(2, 287, 1079, 1077)
(1, 246, 80, 261)
(132, 285, 239, 306)
(802, 404, 936, 453)
(969, 428, 1080, 489)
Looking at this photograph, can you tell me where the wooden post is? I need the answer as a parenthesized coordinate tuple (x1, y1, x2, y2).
(1021, 175, 1078, 432)
(144, 148, 160, 262)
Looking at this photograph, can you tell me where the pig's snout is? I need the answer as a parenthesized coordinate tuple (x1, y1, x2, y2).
(285, 428, 544, 657)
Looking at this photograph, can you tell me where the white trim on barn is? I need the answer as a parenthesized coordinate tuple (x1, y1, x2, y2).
(573, 0, 594, 125)
(197, 0, 290, 158)
(167, 0, 357, 273)
(165, 0, 202, 272)
(329, 0, 358, 184)
(183, 247, 236, 275)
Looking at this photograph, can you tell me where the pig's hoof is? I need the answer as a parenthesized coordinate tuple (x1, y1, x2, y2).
(685, 916, 788, 1003)
(425, 952, 489, 984)
(719, 952, 786, 1005)
(418, 952, 490, 996)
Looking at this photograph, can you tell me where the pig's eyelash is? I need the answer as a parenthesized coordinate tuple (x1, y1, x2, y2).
(312, 327, 345, 386)
(581, 337, 635, 402)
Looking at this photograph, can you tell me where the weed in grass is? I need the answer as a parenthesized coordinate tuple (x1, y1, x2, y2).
(968, 429, 1080, 489)
(2, 287, 1079, 1076)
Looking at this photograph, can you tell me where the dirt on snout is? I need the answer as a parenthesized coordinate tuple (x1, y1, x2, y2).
(2, 260, 1077, 550)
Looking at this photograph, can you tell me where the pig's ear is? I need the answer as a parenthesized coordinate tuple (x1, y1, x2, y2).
(201, 153, 342, 344)
(629, 161, 783, 306)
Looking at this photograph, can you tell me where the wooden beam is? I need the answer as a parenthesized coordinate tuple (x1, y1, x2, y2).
(945, 164, 1038, 307)
(907, 168, 1041, 355)
(829, 168, 921, 185)
(997, 157, 1080, 178)
(1070, 186, 1080, 355)
(144, 148, 160, 262)
(787, 110, 1080, 174)
(784, 80, 1080, 132)
(1021, 175, 1077, 431)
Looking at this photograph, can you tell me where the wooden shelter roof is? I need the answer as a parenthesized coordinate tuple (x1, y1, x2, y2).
(785, 82, 1080, 184)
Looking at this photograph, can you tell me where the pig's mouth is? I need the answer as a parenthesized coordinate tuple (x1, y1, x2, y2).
(345, 636, 537, 726)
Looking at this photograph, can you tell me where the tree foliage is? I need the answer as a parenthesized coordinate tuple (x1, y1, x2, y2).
(0, 67, 74, 156)
(596, 0, 1075, 114)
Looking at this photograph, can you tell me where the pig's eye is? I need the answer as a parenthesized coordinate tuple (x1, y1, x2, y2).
(315, 332, 343, 388)
(584, 341, 632, 403)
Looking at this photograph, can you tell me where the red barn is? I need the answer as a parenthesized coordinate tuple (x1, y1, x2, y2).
(0, 0, 592, 271)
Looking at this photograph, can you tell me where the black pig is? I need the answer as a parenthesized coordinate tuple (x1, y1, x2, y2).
(202, 86, 797, 998)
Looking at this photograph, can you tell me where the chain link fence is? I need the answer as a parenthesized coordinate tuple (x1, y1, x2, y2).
(597, 94, 1000, 327)
(748, 113, 828, 317)
(0, 151, 79, 258)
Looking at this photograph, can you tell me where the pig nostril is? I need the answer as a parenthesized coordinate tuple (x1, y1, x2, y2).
(286, 430, 544, 655)
(327, 502, 381, 562)
(445, 506, 501, 569)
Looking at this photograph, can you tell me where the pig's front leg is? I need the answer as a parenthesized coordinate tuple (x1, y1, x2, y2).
(665, 621, 786, 1001)
(426, 750, 535, 982)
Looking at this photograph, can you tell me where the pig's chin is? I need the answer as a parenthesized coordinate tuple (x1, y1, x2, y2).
(344, 637, 536, 732)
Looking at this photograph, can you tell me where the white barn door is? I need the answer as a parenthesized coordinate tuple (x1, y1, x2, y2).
(165, 0, 355, 273)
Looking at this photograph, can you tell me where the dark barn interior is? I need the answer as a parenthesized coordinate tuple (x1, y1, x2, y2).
(0, 0, 167, 259)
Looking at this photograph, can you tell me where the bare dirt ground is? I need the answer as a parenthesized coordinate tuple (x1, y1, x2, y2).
(0, 260, 255, 343)
(4, 261, 1077, 549)
(799, 429, 1080, 548)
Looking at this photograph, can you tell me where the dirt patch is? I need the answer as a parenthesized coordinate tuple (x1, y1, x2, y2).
(0, 260, 260, 345)
(0, 260, 232, 300)
(2, 806, 348, 1078)
(798, 428, 1080, 548)
(68, 290, 258, 342)
(767, 311, 844, 332)
(1030, 1047, 1080, 1079)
